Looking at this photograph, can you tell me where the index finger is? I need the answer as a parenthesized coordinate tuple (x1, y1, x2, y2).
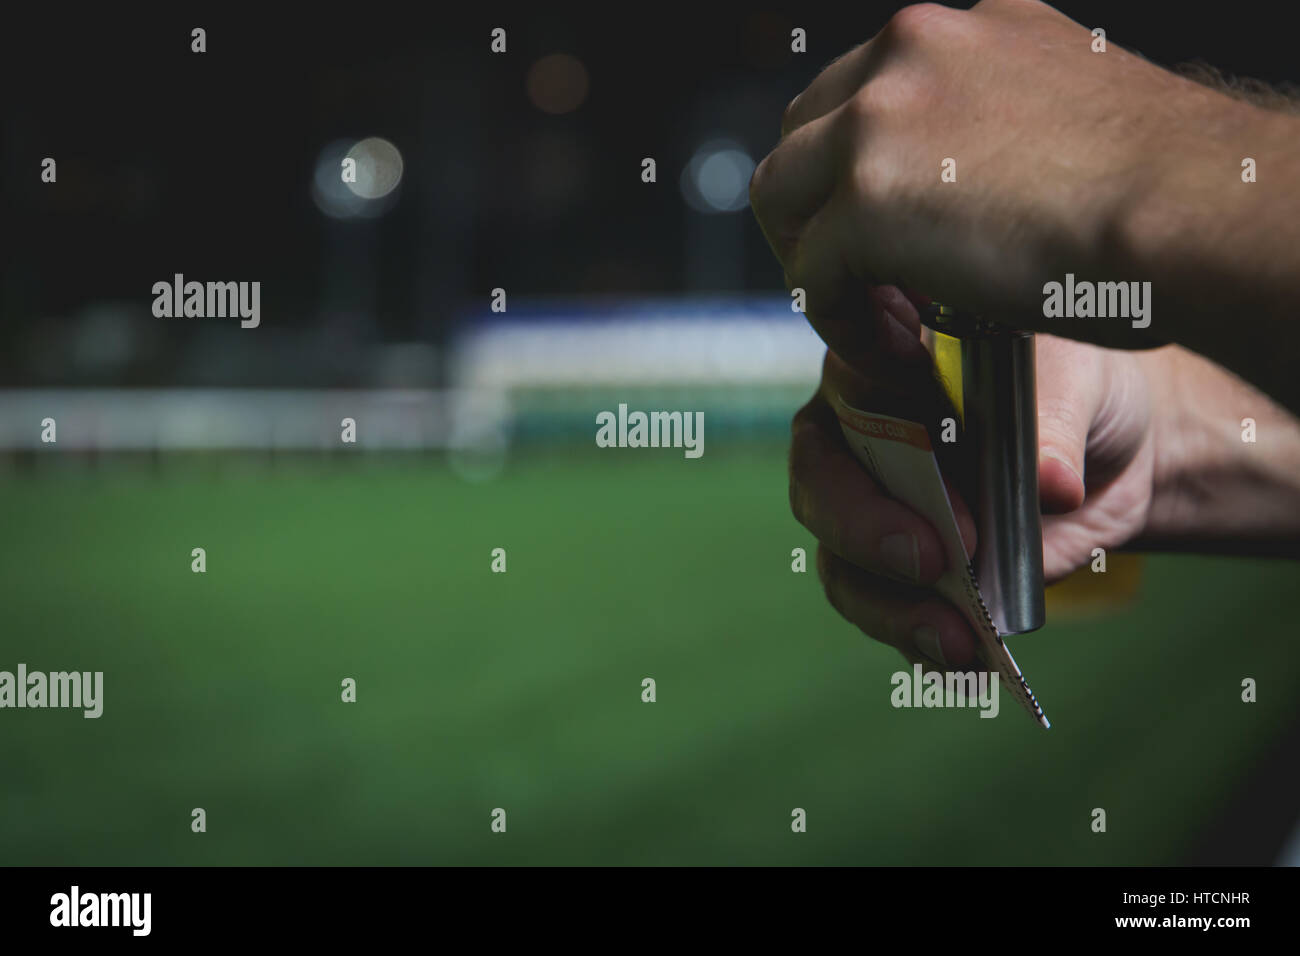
(779, 4, 954, 136)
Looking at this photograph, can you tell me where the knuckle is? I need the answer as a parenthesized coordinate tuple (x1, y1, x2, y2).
(827, 508, 848, 560)
(748, 154, 771, 211)
(789, 395, 820, 435)
(839, 86, 875, 129)
(816, 546, 842, 607)
(788, 480, 810, 533)
(787, 425, 817, 523)
(853, 66, 934, 122)
(846, 147, 883, 210)
(747, 159, 764, 204)
(787, 469, 805, 524)
(780, 94, 803, 135)
(886, 2, 953, 41)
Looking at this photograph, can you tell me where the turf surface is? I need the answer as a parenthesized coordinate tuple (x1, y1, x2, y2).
(1, 447, 1296, 864)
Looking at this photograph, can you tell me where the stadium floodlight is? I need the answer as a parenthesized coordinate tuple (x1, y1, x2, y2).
(680, 139, 755, 214)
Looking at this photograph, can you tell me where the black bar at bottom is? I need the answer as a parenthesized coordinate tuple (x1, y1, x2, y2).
(0, 865, 1290, 942)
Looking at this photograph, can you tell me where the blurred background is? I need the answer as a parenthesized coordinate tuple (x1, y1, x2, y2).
(1, 2, 1298, 865)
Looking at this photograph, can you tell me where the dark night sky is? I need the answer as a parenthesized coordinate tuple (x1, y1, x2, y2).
(1, 2, 1294, 383)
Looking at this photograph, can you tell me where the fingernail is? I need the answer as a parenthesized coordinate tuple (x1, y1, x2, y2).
(913, 625, 946, 667)
(879, 533, 920, 583)
(1041, 446, 1083, 485)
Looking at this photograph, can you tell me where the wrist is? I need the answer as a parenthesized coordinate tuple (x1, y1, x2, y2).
(1136, 345, 1300, 554)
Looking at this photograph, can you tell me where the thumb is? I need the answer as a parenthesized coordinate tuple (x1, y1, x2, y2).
(1034, 335, 1103, 515)
(803, 281, 935, 388)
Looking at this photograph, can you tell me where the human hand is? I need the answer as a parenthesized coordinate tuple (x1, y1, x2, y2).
(790, 287, 1155, 667)
(751, 0, 1300, 409)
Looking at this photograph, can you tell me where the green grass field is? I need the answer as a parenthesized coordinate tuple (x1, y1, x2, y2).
(1, 446, 1297, 865)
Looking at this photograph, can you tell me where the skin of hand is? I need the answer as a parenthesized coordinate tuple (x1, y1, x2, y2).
(759, 0, 1300, 666)
(791, 287, 1300, 668)
(749, 0, 1300, 412)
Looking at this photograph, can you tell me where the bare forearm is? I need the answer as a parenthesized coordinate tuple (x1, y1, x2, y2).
(1119, 98, 1300, 414)
(1136, 345, 1300, 555)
